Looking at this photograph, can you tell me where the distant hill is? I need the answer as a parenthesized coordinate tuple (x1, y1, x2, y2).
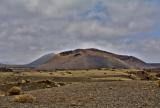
(148, 63, 160, 68)
(27, 53, 54, 68)
(33, 48, 151, 70)
(0, 63, 7, 67)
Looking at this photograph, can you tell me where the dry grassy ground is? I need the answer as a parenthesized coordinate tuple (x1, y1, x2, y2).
(0, 69, 160, 108)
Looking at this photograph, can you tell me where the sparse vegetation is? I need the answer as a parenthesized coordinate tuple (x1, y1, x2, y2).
(0, 68, 159, 107)
(12, 94, 36, 103)
(8, 86, 22, 96)
(66, 71, 72, 74)
(37, 80, 53, 84)
(58, 82, 66, 86)
(49, 72, 53, 75)
(0, 91, 5, 97)
(148, 75, 157, 81)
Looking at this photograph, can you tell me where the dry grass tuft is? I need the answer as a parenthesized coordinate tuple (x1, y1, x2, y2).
(8, 86, 22, 96)
(0, 91, 5, 97)
(157, 80, 160, 87)
(148, 75, 157, 81)
(13, 94, 36, 103)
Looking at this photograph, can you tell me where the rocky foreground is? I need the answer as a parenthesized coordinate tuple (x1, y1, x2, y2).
(0, 81, 160, 108)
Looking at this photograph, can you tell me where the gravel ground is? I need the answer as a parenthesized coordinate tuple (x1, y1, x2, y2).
(0, 81, 160, 108)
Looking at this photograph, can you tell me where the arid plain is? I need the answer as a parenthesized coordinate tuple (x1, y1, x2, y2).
(0, 68, 160, 108)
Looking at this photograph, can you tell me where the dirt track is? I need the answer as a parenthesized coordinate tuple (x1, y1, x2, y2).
(0, 81, 160, 108)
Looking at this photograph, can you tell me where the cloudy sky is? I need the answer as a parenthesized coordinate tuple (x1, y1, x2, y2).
(0, 0, 160, 64)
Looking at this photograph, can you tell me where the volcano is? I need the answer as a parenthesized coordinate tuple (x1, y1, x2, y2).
(28, 48, 153, 70)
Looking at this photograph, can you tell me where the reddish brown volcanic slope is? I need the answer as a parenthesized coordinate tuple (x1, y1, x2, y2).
(36, 48, 149, 70)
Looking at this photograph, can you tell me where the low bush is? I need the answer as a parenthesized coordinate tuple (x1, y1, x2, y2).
(8, 86, 22, 96)
(13, 94, 36, 103)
